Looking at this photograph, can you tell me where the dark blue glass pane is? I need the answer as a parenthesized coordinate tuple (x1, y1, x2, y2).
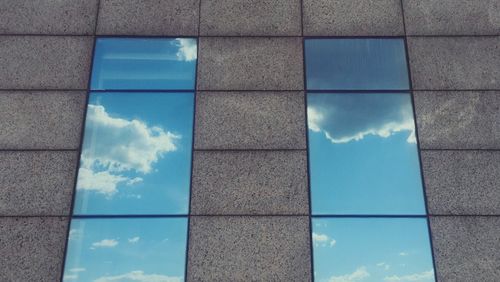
(63, 218, 187, 282)
(312, 218, 435, 282)
(305, 39, 409, 90)
(91, 38, 197, 90)
(308, 93, 425, 215)
(74, 92, 193, 215)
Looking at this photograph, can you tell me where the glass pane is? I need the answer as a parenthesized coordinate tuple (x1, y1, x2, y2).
(312, 218, 435, 282)
(305, 39, 409, 90)
(74, 92, 194, 215)
(308, 93, 425, 215)
(91, 38, 197, 90)
(62, 218, 187, 282)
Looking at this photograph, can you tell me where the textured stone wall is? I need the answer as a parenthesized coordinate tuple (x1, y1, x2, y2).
(0, 1, 498, 281)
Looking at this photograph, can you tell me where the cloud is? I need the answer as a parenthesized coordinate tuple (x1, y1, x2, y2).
(128, 237, 140, 243)
(308, 94, 416, 144)
(376, 262, 390, 270)
(69, 268, 86, 273)
(64, 274, 78, 281)
(384, 270, 434, 281)
(399, 252, 409, 256)
(328, 267, 370, 282)
(94, 270, 182, 282)
(312, 232, 336, 247)
(77, 104, 179, 196)
(175, 38, 197, 61)
(91, 239, 118, 249)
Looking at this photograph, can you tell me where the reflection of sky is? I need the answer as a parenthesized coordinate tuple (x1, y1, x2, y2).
(313, 218, 435, 282)
(74, 92, 194, 215)
(305, 39, 409, 90)
(308, 93, 425, 214)
(91, 38, 197, 90)
(63, 218, 187, 282)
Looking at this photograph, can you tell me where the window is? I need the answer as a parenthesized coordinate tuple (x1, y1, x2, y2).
(62, 38, 197, 282)
(305, 38, 436, 282)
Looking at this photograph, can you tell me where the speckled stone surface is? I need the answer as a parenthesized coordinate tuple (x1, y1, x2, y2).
(0, 151, 78, 216)
(0, 217, 68, 282)
(187, 216, 311, 281)
(407, 37, 500, 90)
(403, 0, 500, 35)
(0, 91, 86, 149)
(421, 150, 500, 215)
(195, 91, 306, 149)
(0, 36, 93, 89)
(430, 216, 500, 282)
(197, 37, 303, 90)
(414, 91, 500, 149)
(97, 0, 199, 35)
(303, 0, 404, 35)
(0, 0, 98, 35)
(200, 0, 301, 36)
(191, 151, 309, 215)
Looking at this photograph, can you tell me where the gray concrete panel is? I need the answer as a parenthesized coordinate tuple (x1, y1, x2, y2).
(199, 0, 301, 36)
(422, 150, 500, 215)
(187, 216, 311, 281)
(0, 217, 68, 282)
(430, 216, 500, 282)
(414, 91, 500, 149)
(0, 36, 93, 89)
(197, 37, 303, 90)
(0, 0, 98, 35)
(403, 0, 500, 35)
(303, 0, 404, 36)
(0, 91, 86, 149)
(191, 151, 309, 215)
(195, 91, 306, 149)
(97, 0, 199, 35)
(408, 37, 500, 90)
(0, 151, 78, 216)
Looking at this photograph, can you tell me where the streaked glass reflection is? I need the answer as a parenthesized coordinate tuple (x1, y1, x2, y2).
(63, 218, 187, 282)
(308, 93, 425, 214)
(312, 218, 435, 282)
(74, 92, 194, 215)
(305, 39, 409, 90)
(91, 38, 197, 90)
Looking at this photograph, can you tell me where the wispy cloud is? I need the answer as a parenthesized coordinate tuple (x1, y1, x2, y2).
(174, 38, 197, 62)
(399, 252, 409, 256)
(69, 268, 86, 273)
(384, 270, 434, 281)
(312, 232, 336, 247)
(128, 236, 140, 243)
(77, 104, 179, 197)
(328, 267, 370, 282)
(94, 270, 182, 282)
(91, 239, 118, 249)
(63, 274, 78, 281)
(376, 262, 391, 270)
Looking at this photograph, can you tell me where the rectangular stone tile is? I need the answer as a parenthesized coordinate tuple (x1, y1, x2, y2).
(0, 36, 93, 89)
(97, 0, 199, 35)
(408, 37, 500, 90)
(0, 91, 86, 149)
(187, 216, 311, 281)
(197, 37, 303, 90)
(191, 151, 308, 215)
(0, 151, 78, 216)
(430, 216, 500, 282)
(0, 0, 98, 35)
(421, 150, 500, 215)
(0, 217, 68, 282)
(195, 91, 306, 149)
(403, 0, 500, 35)
(303, 0, 404, 35)
(200, 0, 301, 36)
(414, 91, 500, 149)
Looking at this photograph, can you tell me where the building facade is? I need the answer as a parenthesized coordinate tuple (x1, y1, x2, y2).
(0, 0, 499, 281)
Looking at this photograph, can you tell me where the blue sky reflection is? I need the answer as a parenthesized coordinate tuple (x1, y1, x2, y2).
(313, 218, 435, 282)
(308, 93, 425, 215)
(91, 38, 197, 90)
(305, 39, 409, 90)
(74, 92, 194, 215)
(63, 218, 187, 282)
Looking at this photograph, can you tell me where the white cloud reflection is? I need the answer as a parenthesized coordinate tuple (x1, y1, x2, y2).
(94, 271, 182, 282)
(328, 267, 370, 282)
(384, 270, 434, 281)
(175, 38, 197, 62)
(312, 232, 336, 247)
